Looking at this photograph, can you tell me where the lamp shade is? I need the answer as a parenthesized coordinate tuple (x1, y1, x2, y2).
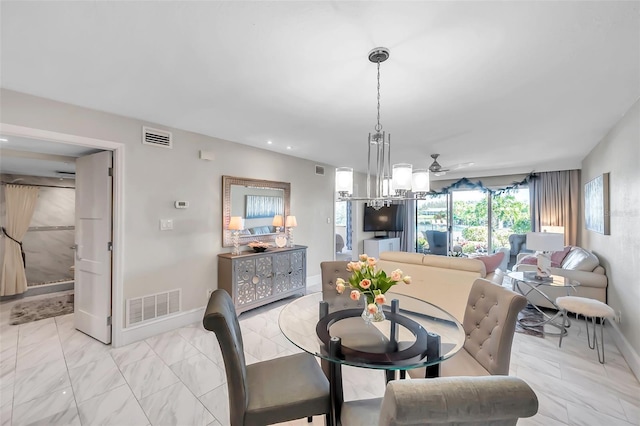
(272, 215, 284, 227)
(228, 216, 244, 231)
(285, 215, 297, 227)
(335, 167, 353, 195)
(392, 163, 412, 191)
(526, 232, 563, 252)
(541, 226, 565, 235)
(411, 169, 430, 193)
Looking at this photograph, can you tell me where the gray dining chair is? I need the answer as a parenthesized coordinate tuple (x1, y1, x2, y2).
(409, 278, 527, 378)
(321, 260, 362, 312)
(341, 376, 538, 426)
(203, 289, 332, 425)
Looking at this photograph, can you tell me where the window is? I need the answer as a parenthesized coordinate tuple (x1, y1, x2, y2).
(415, 187, 531, 255)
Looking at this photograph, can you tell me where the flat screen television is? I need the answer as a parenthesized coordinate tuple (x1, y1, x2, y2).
(363, 204, 404, 232)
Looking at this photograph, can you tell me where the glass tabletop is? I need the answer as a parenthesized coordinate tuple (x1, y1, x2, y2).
(508, 271, 580, 287)
(278, 292, 465, 371)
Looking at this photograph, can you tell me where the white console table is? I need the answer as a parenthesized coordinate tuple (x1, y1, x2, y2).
(363, 237, 400, 258)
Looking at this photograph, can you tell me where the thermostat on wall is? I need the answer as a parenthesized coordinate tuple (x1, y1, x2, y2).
(174, 201, 189, 209)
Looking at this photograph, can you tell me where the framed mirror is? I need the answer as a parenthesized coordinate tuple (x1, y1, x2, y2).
(222, 176, 291, 247)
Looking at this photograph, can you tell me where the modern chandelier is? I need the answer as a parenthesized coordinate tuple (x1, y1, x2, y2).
(335, 47, 430, 209)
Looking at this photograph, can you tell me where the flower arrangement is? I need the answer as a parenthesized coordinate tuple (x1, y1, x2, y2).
(336, 254, 411, 322)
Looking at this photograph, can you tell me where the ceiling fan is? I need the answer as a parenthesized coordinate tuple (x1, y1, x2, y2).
(428, 154, 474, 177)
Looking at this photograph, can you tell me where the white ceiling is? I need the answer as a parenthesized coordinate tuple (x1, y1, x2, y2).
(1, 1, 639, 181)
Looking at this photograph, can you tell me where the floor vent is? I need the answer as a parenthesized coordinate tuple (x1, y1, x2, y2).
(126, 289, 181, 327)
(315, 165, 325, 175)
(142, 126, 173, 149)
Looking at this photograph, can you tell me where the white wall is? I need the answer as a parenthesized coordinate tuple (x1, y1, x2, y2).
(1, 89, 335, 321)
(581, 99, 640, 363)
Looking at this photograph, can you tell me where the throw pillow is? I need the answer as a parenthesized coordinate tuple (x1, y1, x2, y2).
(519, 250, 568, 268)
(550, 246, 572, 267)
(475, 251, 505, 274)
(519, 255, 538, 266)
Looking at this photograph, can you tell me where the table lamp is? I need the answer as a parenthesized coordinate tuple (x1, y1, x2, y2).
(285, 215, 297, 248)
(228, 216, 244, 255)
(526, 232, 564, 279)
(541, 225, 565, 235)
(272, 215, 284, 233)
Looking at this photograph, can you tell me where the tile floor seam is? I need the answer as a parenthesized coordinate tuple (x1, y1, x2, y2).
(111, 350, 154, 426)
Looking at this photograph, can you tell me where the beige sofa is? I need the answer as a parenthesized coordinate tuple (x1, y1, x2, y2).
(513, 247, 607, 309)
(377, 252, 497, 323)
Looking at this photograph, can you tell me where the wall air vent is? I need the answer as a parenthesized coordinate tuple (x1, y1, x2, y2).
(315, 165, 325, 176)
(142, 126, 173, 149)
(126, 289, 181, 327)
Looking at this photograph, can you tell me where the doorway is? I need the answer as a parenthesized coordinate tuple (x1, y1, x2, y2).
(0, 123, 125, 346)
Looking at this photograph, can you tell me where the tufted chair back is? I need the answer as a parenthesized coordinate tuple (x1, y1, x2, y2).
(462, 278, 527, 375)
(321, 260, 364, 312)
(202, 289, 249, 425)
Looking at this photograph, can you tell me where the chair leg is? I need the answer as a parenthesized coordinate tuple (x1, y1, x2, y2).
(558, 309, 567, 348)
(595, 318, 606, 364)
(308, 416, 312, 423)
(585, 315, 596, 350)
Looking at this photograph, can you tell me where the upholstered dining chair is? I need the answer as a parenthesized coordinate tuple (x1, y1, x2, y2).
(203, 289, 332, 425)
(409, 278, 527, 378)
(321, 260, 362, 312)
(341, 376, 538, 426)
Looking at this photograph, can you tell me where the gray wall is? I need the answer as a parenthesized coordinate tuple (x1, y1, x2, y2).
(1, 89, 335, 319)
(581, 99, 640, 357)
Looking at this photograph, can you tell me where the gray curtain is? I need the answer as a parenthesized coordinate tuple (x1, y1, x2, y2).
(389, 200, 415, 252)
(529, 170, 581, 246)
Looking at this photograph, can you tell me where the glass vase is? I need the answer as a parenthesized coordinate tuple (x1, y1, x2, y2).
(361, 301, 386, 324)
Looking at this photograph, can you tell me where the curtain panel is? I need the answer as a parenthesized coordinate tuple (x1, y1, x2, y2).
(1, 184, 40, 296)
(529, 170, 581, 246)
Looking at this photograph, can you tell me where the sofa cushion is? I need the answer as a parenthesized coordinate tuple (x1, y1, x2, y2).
(562, 247, 600, 272)
(474, 252, 505, 274)
(249, 226, 273, 235)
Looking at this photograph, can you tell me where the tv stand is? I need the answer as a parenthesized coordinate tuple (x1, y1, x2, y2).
(364, 237, 400, 258)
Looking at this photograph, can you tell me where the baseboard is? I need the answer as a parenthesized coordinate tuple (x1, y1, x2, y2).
(307, 274, 321, 287)
(609, 321, 640, 382)
(118, 306, 205, 348)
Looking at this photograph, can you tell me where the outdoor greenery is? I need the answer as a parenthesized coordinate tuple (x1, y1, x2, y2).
(416, 192, 531, 253)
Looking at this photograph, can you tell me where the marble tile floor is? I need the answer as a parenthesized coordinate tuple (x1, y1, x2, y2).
(0, 290, 638, 426)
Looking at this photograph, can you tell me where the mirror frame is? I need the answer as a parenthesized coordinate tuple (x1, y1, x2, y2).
(222, 175, 291, 247)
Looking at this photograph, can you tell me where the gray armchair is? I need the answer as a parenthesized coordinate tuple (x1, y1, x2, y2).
(424, 230, 448, 256)
(203, 289, 332, 425)
(341, 376, 538, 426)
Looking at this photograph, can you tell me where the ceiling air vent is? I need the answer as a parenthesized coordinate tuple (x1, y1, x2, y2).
(315, 165, 325, 176)
(142, 126, 172, 149)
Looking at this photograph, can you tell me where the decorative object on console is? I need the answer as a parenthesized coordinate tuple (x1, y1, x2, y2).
(335, 47, 430, 209)
(336, 254, 411, 324)
(248, 241, 270, 253)
(285, 215, 297, 248)
(228, 216, 244, 255)
(273, 214, 287, 247)
(526, 232, 564, 279)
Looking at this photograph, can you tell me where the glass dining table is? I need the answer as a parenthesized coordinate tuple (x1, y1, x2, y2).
(278, 292, 465, 424)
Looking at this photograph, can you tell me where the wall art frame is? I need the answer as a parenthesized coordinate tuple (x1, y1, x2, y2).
(584, 172, 610, 235)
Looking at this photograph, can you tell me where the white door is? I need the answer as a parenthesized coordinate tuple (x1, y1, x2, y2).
(74, 150, 113, 344)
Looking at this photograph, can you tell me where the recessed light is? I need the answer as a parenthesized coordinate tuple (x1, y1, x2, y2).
(286, 146, 292, 150)
(267, 140, 272, 145)
(0, 138, 8, 142)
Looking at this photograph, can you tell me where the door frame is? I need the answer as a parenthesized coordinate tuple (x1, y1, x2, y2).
(0, 123, 125, 347)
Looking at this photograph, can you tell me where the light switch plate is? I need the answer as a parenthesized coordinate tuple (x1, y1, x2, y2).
(160, 219, 174, 231)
